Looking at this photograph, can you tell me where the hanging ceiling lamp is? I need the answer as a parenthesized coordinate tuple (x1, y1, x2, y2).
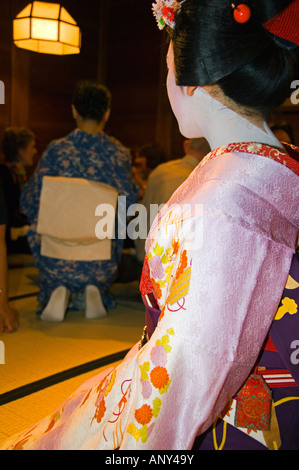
(13, 2, 81, 55)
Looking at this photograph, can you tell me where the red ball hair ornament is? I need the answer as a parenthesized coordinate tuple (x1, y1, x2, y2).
(232, 3, 251, 23)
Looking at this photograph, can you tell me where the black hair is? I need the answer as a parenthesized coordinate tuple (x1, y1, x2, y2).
(72, 80, 111, 123)
(2, 127, 35, 163)
(136, 142, 166, 170)
(170, 0, 299, 114)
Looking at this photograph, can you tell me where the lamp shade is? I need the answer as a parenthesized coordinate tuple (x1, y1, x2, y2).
(13, 2, 81, 55)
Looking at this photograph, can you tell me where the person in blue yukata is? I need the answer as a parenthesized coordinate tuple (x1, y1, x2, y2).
(21, 80, 139, 322)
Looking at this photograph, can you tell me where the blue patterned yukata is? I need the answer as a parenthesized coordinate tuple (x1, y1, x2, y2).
(20, 129, 139, 311)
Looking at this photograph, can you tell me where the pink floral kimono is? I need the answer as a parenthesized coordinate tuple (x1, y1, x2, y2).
(2, 142, 299, 450)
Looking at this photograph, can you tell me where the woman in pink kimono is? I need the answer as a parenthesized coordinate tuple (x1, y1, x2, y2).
(2, 0, 299, 450)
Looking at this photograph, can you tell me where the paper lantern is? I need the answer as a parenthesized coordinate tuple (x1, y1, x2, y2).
(13, 2, 81, 55)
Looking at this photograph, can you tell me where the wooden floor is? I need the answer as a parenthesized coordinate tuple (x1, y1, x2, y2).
(0, 255, 145, 444)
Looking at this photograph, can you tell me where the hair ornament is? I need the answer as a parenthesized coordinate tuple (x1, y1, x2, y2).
(231, 3, 251, 23)
(263, 0, 299, 48)
(152, 0, 185, 30)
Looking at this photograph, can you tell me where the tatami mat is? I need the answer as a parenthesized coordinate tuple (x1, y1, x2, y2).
(0, 258, 145, 445)
(1, 295, 144, 394)
(0, 362, 122, 442)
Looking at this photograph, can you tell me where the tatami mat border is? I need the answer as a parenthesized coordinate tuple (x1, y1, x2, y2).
(9, 292, 39, 301)
(0, 349, 130, 406)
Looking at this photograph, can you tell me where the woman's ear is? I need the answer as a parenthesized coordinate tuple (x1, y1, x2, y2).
(71, 105, 79, 120)
(103, 109, 111, 123)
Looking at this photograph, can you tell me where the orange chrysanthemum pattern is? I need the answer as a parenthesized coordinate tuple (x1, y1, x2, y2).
(150, 366, 169, 390)
(135, 404, 153, 425)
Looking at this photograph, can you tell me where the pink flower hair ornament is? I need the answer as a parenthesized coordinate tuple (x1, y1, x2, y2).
(152, 0, 185, 30)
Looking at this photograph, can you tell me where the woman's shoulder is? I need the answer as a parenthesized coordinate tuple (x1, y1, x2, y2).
(101, 133, 128, 154)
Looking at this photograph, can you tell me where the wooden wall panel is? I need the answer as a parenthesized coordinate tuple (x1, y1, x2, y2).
(103, 0, 166, 150)
(0, 0, 102, 167)
(0, 1, 13, 133)
(27, 0, 101, 166)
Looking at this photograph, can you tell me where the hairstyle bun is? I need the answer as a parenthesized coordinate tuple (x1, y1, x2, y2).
(171, 0, 299, 113)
